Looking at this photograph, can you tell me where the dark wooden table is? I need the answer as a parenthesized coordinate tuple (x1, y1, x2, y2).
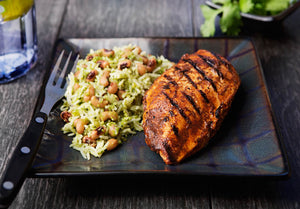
(1, 0, 300, 208)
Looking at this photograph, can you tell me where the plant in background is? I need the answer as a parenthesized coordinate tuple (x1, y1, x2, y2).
(200, 0, 296, 37)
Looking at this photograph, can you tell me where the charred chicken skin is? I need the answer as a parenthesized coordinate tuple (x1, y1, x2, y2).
(142, 49, 240, 165)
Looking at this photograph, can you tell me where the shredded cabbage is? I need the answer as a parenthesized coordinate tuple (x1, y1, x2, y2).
(60, 45, 173, 160)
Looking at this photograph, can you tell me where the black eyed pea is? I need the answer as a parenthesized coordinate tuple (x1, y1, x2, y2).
(108, 123, 119, 137)
(97, 60, 110, 69)
(117, 90, 125, 100)
(99, 75, 109, 87)
(60, 111, 72, 122)
(83, 95, 91, 102)
(106, 138, 119, 151)
(107, 82, 118, 94)
(101, 49, 115, 57)
(121, 48, 131, 58)
(82, 136, 96, 147)
(118, 59, 131, 70)
(86, 54, 93, 61)
(83, 85, 95, 101)
(102, 70, 110, 78)
(137, 63, 147, 76)
(90, 126, 106, 140)
(73, 83, 80, 92)
(136, 55, 148, 65)
(100, 111, 118, 121)
(90, 96, 101, 108)
(147, 58, 157, 72)
(134, 46, 142, 54)
(86, 70, 98, 82)
(109, 111, 118, 121)
(74, 70, 80, 79)
(88, 85, 95, 95)
(74, 118, 88, 134)
(141, 56, 148, 65)
(91, 96, 109, 108)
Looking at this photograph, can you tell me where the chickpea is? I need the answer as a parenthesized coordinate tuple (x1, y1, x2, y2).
(108, 123, 119, 137)
(60, 111, 71, 122)
(117, 90, 125, 100)
(137, 63, 147, 76)
(99, 75, 109, 87)
(101, 49, 115, 57)
(97, 60, 110, 69)
(101, 111, 118, 121)
(118, 59, 131, 70)
(74, 118, 88, 134)
(107, 82, 118, 94)
(106, 138, 119, 151)
(91, 96, 108, 108)
(86, 70, 98, 82)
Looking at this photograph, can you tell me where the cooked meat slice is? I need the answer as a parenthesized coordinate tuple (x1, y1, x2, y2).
(142, 49, 240, 165)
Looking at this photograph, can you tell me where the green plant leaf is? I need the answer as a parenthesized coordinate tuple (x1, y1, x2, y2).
(200, 5, 223, 37)
(239, 0, 254, 13)
(220, 2, 242, 36)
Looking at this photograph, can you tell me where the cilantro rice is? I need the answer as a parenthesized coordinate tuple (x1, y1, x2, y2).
(60, 45, 173, 160)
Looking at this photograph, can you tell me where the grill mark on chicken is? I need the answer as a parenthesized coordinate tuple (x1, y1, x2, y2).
(182, 58, 205, 76)
(197, 54, 223, 79)
(171, 125, 179, 137)
(163, 116, 169, 122)
(175, 66, 198, 89)
(162, 92, 191, 124)
(163, 74, 178, 87)
(182, 92, 201, 115)
(174, 66, 210, 104)
(169, 111, 175, 117)
(214, 53, 232, 72)
(182, 58, 218, 92)
(204, 76, 217, 92)
(199, 90, 209, 103)
(163, 84, 170, 89)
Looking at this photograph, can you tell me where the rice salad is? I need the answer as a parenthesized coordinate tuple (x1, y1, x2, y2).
(60, 45, 174, 160)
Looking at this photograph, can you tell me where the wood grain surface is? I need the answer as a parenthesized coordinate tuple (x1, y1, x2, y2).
(0, 0, 300, 208)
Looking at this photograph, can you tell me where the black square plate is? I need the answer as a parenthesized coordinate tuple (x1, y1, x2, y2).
(30, 38, 290, 178)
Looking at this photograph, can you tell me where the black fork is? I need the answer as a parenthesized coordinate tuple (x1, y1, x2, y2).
(0, 51, 79, 209)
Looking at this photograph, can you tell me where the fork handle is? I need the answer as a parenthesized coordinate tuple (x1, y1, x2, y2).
(0, 112, 47, 208)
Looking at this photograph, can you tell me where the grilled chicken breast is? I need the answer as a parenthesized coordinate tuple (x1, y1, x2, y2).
(142, 49, 240, 165)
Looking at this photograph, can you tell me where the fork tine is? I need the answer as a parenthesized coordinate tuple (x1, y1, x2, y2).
(48, 50, 65, 85)
(56, 51, 72, 87)
(71, 54, 80, 74)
